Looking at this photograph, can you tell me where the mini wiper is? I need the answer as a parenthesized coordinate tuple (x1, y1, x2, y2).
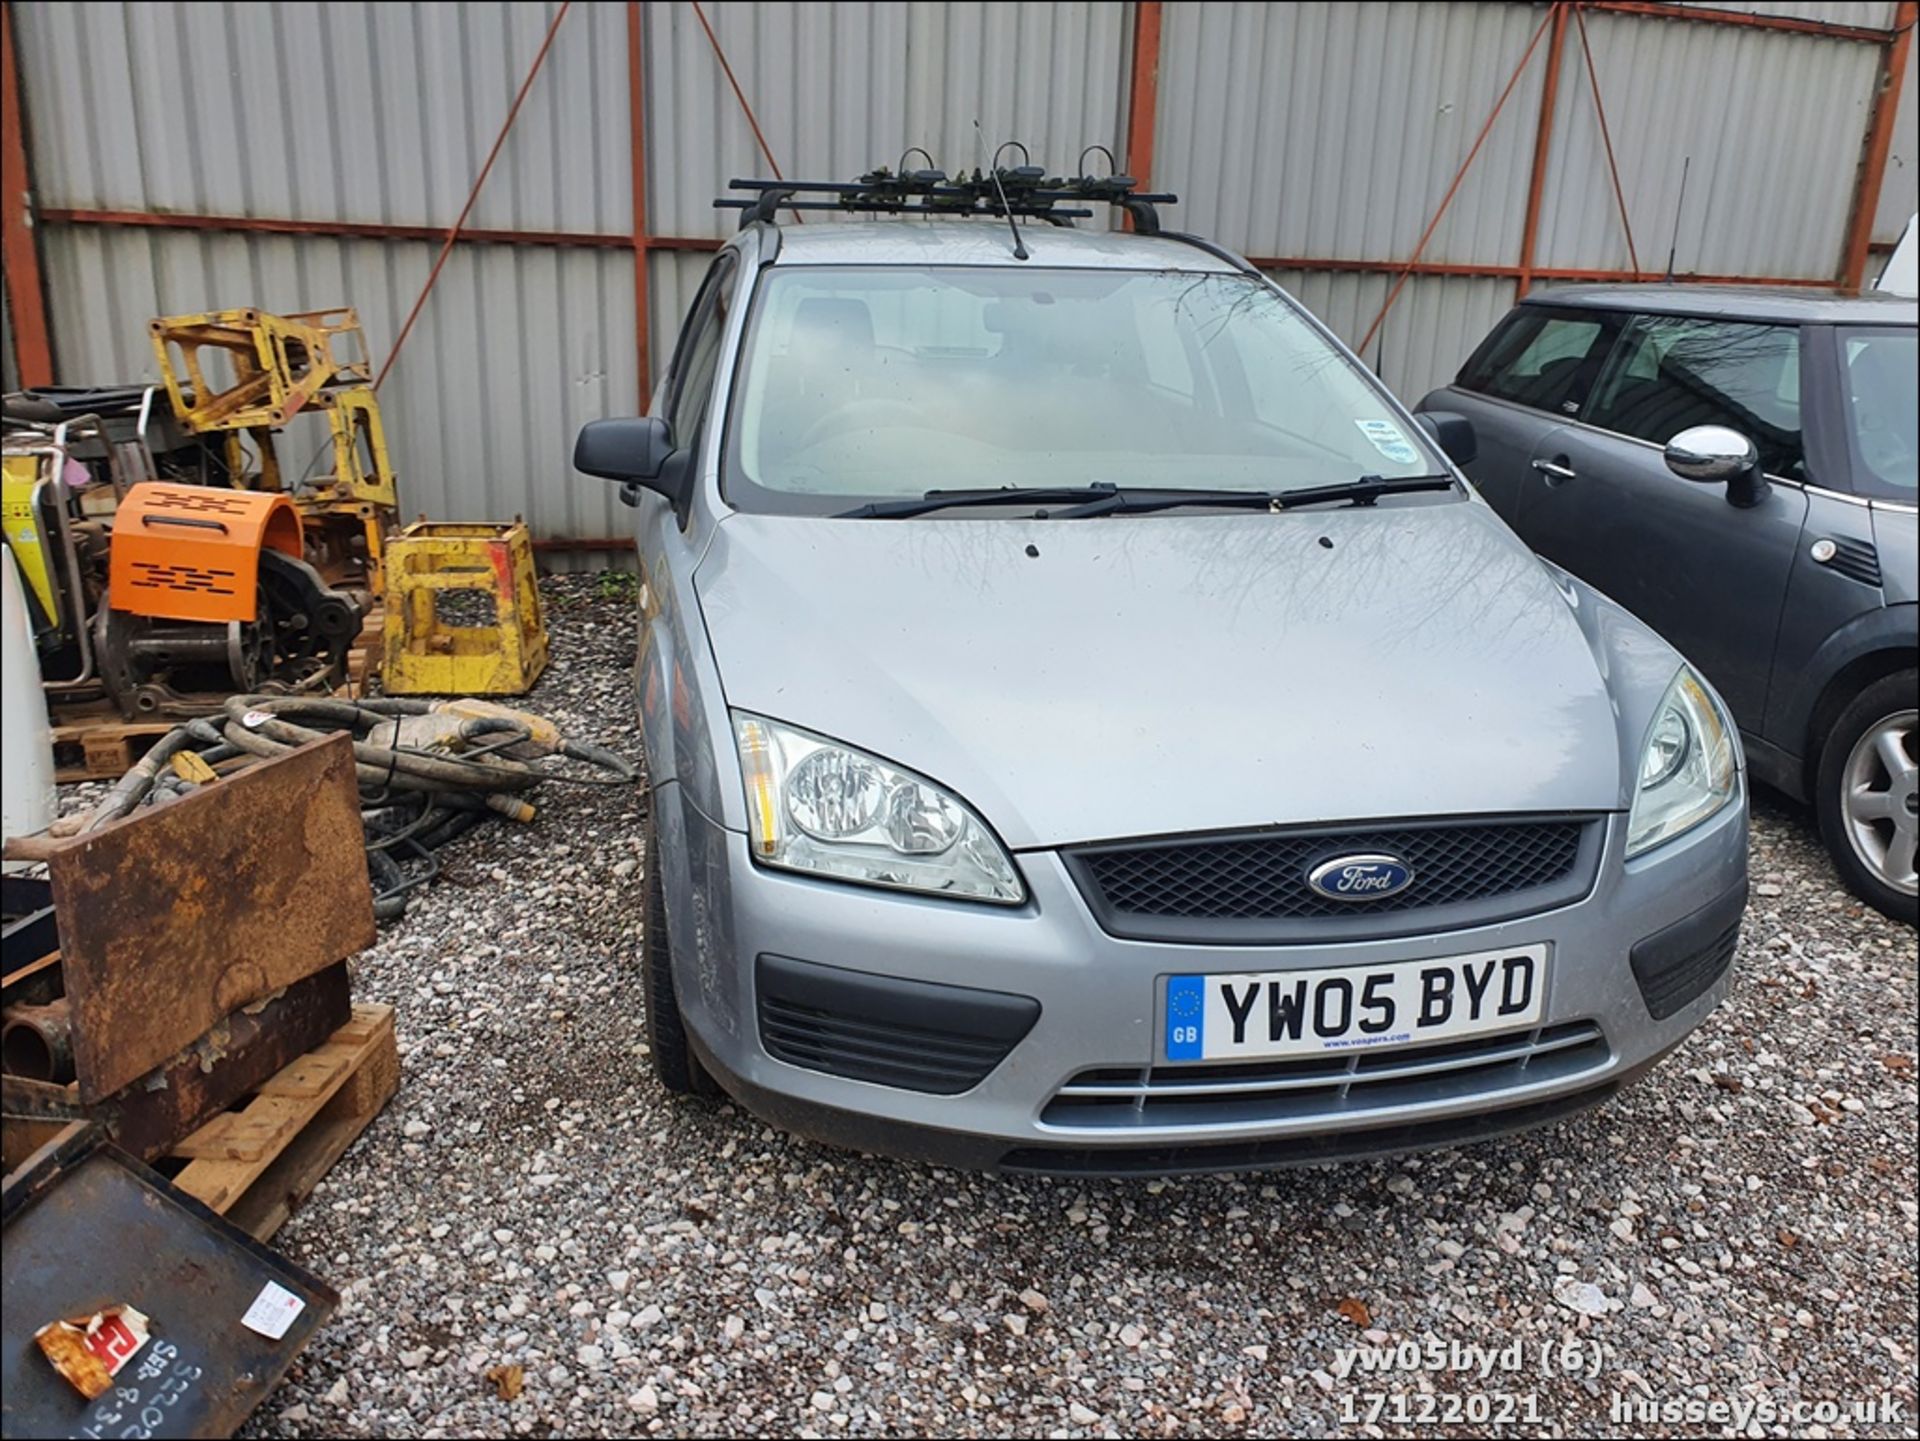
(1048, 474, 1456, 518)
(835, 484, 1121, 519)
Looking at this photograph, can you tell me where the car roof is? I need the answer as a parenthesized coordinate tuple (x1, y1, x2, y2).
(764, 219, 1242, 272)
(1522, 282, 1917, 325)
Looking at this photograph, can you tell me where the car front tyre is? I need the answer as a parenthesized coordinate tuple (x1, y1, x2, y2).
(641, 808, 720, 1096)
(1815, 669, 1918, 925)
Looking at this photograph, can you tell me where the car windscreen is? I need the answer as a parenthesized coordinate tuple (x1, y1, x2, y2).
(722, 266, 1444, 513)
(1836, 326, 1917, 500)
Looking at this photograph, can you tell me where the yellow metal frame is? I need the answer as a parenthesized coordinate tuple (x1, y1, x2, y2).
(150, 307, 368, 431)
(149, 307, 399, 591)
(381, 521, 549, 696)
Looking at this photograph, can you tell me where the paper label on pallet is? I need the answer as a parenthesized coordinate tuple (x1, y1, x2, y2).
(240, 1282, 305, 1340)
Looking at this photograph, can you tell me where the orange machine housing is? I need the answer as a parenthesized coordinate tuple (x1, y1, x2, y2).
(108, 483, 304, 623)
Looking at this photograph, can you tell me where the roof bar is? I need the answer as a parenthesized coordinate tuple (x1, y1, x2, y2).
(713, 162, 1177, 234)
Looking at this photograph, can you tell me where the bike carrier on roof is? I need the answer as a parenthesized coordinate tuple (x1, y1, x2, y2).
(716, 147, 1177, 235)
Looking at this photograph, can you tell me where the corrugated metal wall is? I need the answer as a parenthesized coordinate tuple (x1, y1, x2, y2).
(1877, 34, 1919, 242)
(9, 1, 1916, 552)
(1150, 0, 1916, 399)
(1532, 9, 1884, 276)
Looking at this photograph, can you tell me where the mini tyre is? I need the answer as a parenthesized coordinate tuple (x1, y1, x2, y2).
(1814, 669, 1918, 925)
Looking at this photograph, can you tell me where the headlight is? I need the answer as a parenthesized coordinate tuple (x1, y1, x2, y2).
(732, 713, 1024, 903)
(1626, 667, 1738, 857)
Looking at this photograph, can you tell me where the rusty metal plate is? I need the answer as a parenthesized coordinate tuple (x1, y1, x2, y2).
(1, 962, 351, 1168)
(1, 1135, 335, 1439)
(48, 735, 373, 1103)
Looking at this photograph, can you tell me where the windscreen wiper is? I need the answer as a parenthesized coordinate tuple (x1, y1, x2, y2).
(1047, 474, 1456, 518)
(835, 484, 1121, 519)
(836, 475, 1455, 520)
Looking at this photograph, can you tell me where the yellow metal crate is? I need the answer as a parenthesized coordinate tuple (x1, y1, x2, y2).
(380, 521, 549, 695)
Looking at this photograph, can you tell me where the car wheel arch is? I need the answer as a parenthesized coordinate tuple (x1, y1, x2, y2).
(1803, 644, 1919, 791)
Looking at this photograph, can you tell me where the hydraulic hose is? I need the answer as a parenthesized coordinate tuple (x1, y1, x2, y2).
(74, 695, 635, 919)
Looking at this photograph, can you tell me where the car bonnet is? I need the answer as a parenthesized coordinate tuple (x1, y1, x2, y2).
(693, 500, 1623, 850)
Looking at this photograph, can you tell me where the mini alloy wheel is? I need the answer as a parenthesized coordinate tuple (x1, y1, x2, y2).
(1841, 708, 1918, 898)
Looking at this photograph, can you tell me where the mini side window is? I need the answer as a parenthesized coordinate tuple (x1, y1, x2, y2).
(1584, 316, 1805, 479)
(1459, 308, 1612, 415)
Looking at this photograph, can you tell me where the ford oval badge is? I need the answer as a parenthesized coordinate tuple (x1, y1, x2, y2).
(1307, 853, 1414, 902)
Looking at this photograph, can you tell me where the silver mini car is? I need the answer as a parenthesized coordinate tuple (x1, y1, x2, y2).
(576, 172, 1749, 1176)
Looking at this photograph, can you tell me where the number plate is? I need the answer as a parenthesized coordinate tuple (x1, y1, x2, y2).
(1163, 945, 1548, 1062)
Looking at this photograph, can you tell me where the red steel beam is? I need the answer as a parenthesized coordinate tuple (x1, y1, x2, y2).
(1, 2, 54, 386)
(1247, 253, 1839, 288)
(533, 537, 636, 553)
(1840, 0, 1918, 289)
(38, 206, 629, 249)
(627, 0, 651, 406)
(1584, 2, 1896, 44)
(1517, 2, 1571, 300)
(41, 208, 727, 255)
(1126, 1, 1164, 188)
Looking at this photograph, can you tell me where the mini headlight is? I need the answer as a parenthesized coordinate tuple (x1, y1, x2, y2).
(1626, 668, 1738, 858)
(732, 713, 1024, 903)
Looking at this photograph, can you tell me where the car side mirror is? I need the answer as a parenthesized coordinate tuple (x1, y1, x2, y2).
(1664, 425, 1766, 508)
(1414, 411, 1477, 467)
(574, 417, 690, 510)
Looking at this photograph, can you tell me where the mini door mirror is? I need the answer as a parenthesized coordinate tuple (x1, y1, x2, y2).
(1664, 425, 1765, 508)
(1414, 410, 1477, 467)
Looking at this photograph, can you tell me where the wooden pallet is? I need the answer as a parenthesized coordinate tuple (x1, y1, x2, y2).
(163, 1003, 398, 1241)
(48, 704, 176, 783)
(335, 605, 386, 696)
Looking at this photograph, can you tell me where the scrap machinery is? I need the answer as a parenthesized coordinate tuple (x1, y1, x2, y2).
(2, 307, 396, 718)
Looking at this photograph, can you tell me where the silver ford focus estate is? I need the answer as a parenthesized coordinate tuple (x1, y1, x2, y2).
(575, 173, 1749, 1176)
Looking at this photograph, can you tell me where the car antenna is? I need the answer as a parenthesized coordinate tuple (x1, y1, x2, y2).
(976, 123, 1029, 261)
(1664, 155, 1690, 282)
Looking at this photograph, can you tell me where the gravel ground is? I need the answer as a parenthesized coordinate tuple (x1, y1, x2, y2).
(221, 573, 1917, 1439)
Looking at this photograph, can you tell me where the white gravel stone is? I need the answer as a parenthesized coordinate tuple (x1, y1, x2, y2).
(1553, 1278, 1609, 1317)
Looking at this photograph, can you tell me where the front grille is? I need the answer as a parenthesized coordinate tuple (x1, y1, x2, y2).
(1065, 816, 1599, 944)
(1042, 1021, 1609, 1129)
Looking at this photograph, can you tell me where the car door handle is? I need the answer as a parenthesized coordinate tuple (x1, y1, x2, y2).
(1531, 457, 1577, 483)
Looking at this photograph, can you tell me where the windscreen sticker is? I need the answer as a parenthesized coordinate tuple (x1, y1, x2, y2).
(1354, 418, 1420, 466)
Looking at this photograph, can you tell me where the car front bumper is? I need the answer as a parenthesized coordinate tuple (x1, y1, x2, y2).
(666, 788, 1748, 1176)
